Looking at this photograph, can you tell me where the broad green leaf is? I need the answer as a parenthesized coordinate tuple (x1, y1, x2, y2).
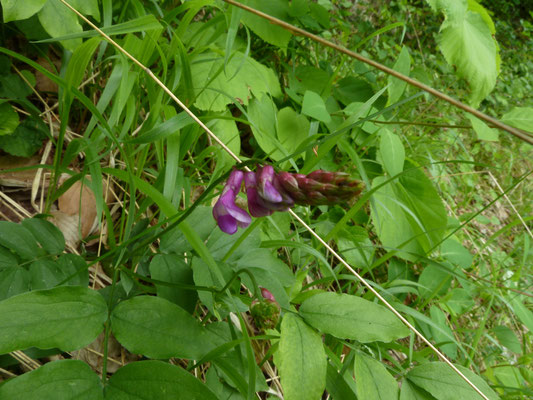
(0, 360, 103, 400)
(0, 117, 47, 157)
(275, 313, 327, 400)
(239, 0, 292, 49)
(508, 296, 533, 333)
(1, 0, 47, 22)
(29, 254, 88, 290)
(208, 114, 241, 166)
(429, 306, 457, 359)
(371, 176, 424, 260)
(407, 362, 500, 400)
(354, 353, 399, 400)
(289, 66, 331, 96)
(387, 45, 411, 105)
(0, 266, 30, 301)
(68, 0, 100, 21)
(441, 239, 472, 268)
(191, 51, 281, 111)
(276, 106, 310, 155)
(111, 295, 217, 359)
(491, 325, 521, 354)
(38, 0, 83, 51)
(0, 246, 18, 269)
(105, 360, 218, 400)
(425, 0, 467, 21)
(299, 292, 410, 342)
(0, 101, 19, 136)
(443, 289, 474, 315)
(326, 363, 358, 400)
(334, 76, 374, 105)
(418, 262, 454, 299)
(149, 254, 197, 314)
(501, 107, 533, 132)
(302, 91, 331, 123)
(379, 129, 405, 176)
(400, 380, 434, 400)
(467, 114, 498, 141)
(21, 218, 65, 255)
(396, 162, 447, 253)
(0, 220, 41, 260)
(247, 95, 283, 159)
(0, 286, 107, 353)
(438, 11, 498, 106)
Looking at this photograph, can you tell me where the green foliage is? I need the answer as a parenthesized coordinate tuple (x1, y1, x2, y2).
(0, 0, 530, 399)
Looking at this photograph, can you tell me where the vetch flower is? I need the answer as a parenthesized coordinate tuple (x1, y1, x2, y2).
(212, 170, 251, 234)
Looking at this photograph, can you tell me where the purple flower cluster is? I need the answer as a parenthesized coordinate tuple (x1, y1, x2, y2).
(213, 166, 364, 234)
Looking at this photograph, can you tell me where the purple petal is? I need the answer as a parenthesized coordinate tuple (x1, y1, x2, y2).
(226, 169, 244, 193)
(213, 183, 251, 234)
(244, 172, 273, 217)
(258, 166, 283, 203)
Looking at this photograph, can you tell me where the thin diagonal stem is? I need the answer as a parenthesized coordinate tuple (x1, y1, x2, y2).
(223, 0, 533, 146)
(57, 1, 491, 399)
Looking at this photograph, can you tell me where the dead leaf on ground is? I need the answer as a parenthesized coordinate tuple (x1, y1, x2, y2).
(0, 155, 44, 188)
(49, 176, 113, 248)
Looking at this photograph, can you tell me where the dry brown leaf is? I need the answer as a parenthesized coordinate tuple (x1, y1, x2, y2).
(0, 155, 43, 188)
(58, 179, 97, 238)
(35, 57, 60, 93)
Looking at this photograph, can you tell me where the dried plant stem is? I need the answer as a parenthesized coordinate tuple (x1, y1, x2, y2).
(223, 0, 533, 146)
(57, 1, 491, 399)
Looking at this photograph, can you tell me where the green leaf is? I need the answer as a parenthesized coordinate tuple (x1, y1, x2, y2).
(441, 239, 472, 269)
(208, 114, 241, 165)
(0, 286, 107, 353)
(247, 94, 283, 158)
(0, 359, 103, 400)
(38, 0, 83, 52)
(438, 11, 498, 106)
(302, 91, 331, 123)
(491, 325, 521, 354)
(407, 362, 500, 400)
(326, 363, 358, 400)
(467, 114, 498, 141)
(387, 45, 411, 105)
(1, 0, 47, 22)
(429, 306, 457, 359)
(299, 292, 409, 343)
(111, 295, 217, 359)
(397, 163, 447, 251)
(501, 107, 533, 132)
(149, 254, 197, 314)
(400, 380, 434, 400)
(127, 113, 193, 144)
(68, 0, 100, 21)
(29, 254, 88, 290)
(0, 220, 41, 260)
(379, 129, 405, 176)
(0, 101, 19, 136)
(0, 266, 30, 301)
(354, 353, 399, 400)
(418, 262, 453, 299)
(275, 313, 327, 400)
(371, 176, 423, 260)
(105, 360, 218, 400)
(239, 0, 292, 49)
(276, 106, 310, 156)
(191, 51, 281, 112)
(0, 117, 47, 157)
(333, 76, 374, 105)
(443, 288, 474, 315)
(21, 218, 65, 255)
(0, 246, 18, 269)
(508, 296, 533, 333)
